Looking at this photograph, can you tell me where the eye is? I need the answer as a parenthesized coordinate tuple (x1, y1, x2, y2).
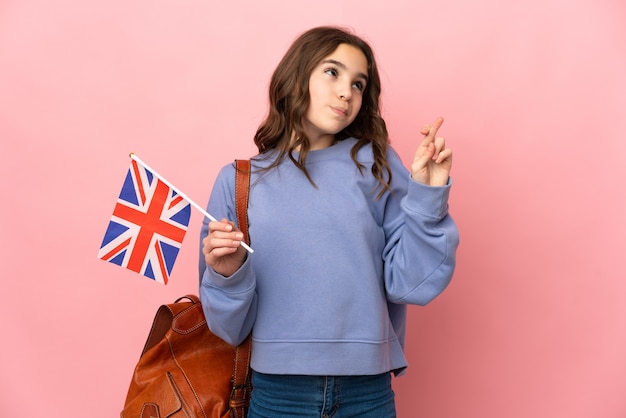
(324, 67, 339, 77)
(352, 81, 365, 92)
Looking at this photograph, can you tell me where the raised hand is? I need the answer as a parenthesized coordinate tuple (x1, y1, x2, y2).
(411, 116, 453, 186)
(203, 218, 247, 277)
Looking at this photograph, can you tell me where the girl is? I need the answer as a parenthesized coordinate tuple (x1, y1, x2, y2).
(199, 26, 459, 417)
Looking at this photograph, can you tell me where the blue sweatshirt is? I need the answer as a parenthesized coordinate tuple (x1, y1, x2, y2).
(199, 137, 459, 376)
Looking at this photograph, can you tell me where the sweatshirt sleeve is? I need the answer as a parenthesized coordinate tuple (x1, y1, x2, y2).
(381, 148, 460, 305)
(198, 163, 257, 346)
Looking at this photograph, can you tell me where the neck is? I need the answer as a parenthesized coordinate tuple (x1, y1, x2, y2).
(291, 131, 336, 151)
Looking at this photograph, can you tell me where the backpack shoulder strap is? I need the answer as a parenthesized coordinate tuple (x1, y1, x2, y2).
(234, 159, 251, 245)
(231, 158, 252, 417)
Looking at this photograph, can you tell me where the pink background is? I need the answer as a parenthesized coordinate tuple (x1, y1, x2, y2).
(1, 0, 625, 417)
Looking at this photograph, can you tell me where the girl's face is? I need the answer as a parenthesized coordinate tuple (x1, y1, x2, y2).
(303, 43, 368, 149)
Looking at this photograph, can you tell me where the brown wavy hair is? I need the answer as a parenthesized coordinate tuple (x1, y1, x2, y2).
(254, 26, 392, 197)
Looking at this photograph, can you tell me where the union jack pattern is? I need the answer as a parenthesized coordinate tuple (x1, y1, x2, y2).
(98, 160, 191, 284)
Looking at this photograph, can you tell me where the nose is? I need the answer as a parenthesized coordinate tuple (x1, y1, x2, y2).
(337, 83, 352, 101)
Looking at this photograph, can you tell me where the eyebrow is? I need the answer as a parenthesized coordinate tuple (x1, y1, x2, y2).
(322, 59, 368, 83)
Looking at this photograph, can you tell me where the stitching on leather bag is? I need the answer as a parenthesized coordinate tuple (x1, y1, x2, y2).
(172, 304, 208, 335)
(166, 339, 208, 418)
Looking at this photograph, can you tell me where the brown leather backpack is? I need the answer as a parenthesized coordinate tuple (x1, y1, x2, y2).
(120, 160, 253, 418)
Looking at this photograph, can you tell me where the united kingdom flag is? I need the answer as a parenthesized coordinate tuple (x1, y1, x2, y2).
(98, 159, 191, 284)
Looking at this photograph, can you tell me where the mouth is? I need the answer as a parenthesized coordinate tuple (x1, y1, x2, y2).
(330, 106, 348, 117)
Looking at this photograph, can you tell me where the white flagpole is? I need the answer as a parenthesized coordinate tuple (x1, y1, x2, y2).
(129, 153, 253, 254)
